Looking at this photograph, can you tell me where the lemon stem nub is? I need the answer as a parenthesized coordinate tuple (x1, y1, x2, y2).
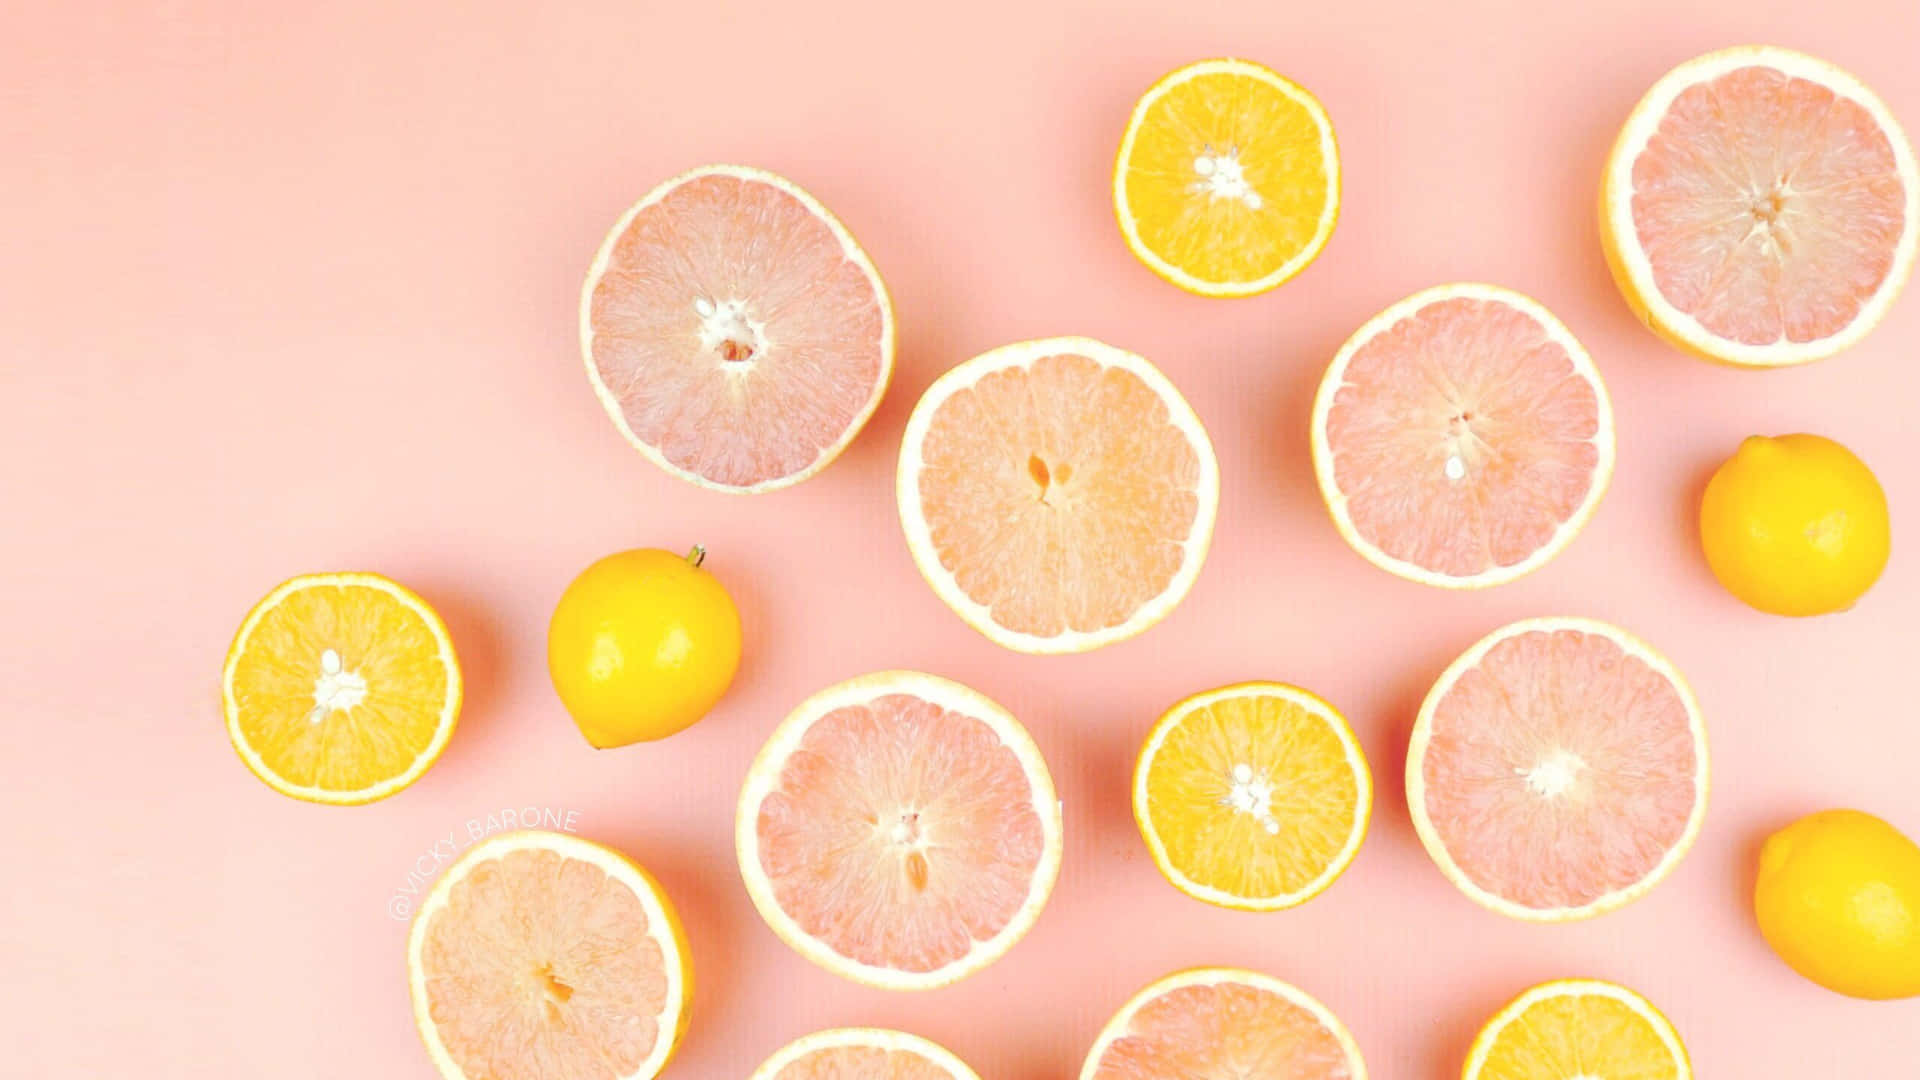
(685, 545, 706, 568)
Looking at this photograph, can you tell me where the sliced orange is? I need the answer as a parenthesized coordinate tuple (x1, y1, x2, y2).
(1080, 967, 1367, 1080)
(1114, 58, 1340, 296)
(1133, 683, 1371, 911)
(222, 572, 460, 805)
(1601, 46, 1918, 367)
(407, 829, 692, 1080)
(1464, 979, 1690, 1080)
(736, 671, 1062, 990)
(897, 337, 1218, 654)
(750, 1028, 981, 1080)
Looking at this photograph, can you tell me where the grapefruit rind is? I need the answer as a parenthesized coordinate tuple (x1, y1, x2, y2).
(579, 163, 896, 493)
(1078, 967, 1368, 1080)
(1132, 682, 1373, 911)
(897, 336, 1220, 654)
(1407, 616, 1710, 923)
(222, 572, 462, 806)
(735, 671, 1064, 991)
(1464, 979, 1691, 1080)
(405, 829, 693, 1080)
(1600, 45, 1920, 368)
(1310, 283, 1615, 590)
(749, 1028, 981, 1080)
(1113, 58, 1342, 297)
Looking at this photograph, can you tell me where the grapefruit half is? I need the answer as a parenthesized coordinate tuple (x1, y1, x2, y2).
(1408, 617, 1709, 922)
(1080, 967, 1367, 1080)
(581, 164, 894, 492)
(1311, 284, 1613, 589)
(1602, 46, 1918, 367)
(407, 830, 691, 1080)
(736, 671, 1063, 990)
(898, 337, 1219, 653)
(750, 1029, 981, 1080)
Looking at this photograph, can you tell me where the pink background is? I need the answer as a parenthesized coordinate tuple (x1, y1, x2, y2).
(5, 0, 1918, 1074)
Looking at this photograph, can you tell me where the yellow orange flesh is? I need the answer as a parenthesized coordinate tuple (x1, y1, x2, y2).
(1134, 683, 1371, 910)
(898, 337, 1218, 654)
(1464, 980, 1689, 1080)
(1115, 58, 1339, 295)
(223, 573, 459, 804)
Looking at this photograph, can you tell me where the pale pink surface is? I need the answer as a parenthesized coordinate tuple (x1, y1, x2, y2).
(3, 1, 1918, 1077)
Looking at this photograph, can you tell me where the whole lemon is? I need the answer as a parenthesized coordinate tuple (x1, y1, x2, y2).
(1699, 434, 1889, 616)
(1755, 809, 1920, 1000)
(548, 546, 742, 747)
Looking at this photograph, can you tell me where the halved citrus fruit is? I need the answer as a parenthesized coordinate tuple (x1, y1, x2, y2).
(1114, 58, 1340, 296)
(1080, 968, 1367, 1080)
(736, 671, 1062, 990)
(750, 1028, 981, 1080)
(1408, 617, 1709, 922)
(1464, 979, 1690, 1080)
(222, 572, 460, 805)
(1311, 284, 1613, 589)
(1601, 45, 1918, 367)
(407, 829, 692, 1080)
(898, 337, 1218, 654)
(1133, 682, 1371, 911)
(580, 164, 894, 492)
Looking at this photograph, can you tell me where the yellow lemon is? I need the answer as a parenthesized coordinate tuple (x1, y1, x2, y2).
(1699, 434, 1889, 615)
(1755, 809, 1920, 1000)
(548, 546, 741, 747)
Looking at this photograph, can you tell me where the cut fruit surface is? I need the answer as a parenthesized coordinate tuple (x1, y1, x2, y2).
(750, 1028, 981, 1080)
(407, 830, 691, 1080)
(1115, 58, 1340, 296)
(1134, 683, 1371, 911)
(1409, 617, 1708, 921)
(1080, 968, 1366, 1080)
(1464, 979, 1690, 1080)
(898, 337, 1218, 654)
(1602, 45, 1918, 367)
(736, 671, 1062, 990)
(223, 572, 460, 805)
(581, 164, 893, 491)
(1312, 284, 1613, 589)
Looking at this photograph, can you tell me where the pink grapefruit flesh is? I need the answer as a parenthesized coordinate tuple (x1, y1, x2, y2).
(581, 164, 893, 492)
(1081, 969, 1366, 1080)
(753, 1030, 980, 1080)
(1312, 285, 1612, 588)
(1409, 618, 1708, 921)
(737, 672, 1062, 989)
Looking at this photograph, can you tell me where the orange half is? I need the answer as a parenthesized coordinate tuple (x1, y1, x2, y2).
(1464, 979, 1690, 1080)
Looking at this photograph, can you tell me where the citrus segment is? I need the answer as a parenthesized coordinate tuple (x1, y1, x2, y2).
(581, 164, 893, 491)
(751, 1029, 981, 1080)
(736, 671, 1062, 990)
(1134, 683, 1371, 911)
(407, 830, 691, 1080)
(1080, 968, 1366, 1080)
(898, 337, 1218, 654)
(223, 572, 460, 804)
(1409, 617, 1708, 921)
(1602, 46, 1918, 366)
(1312, 285, 1613, 588)
(1464, 980, 1690, 1080)
(1115, 58, 1340, 295)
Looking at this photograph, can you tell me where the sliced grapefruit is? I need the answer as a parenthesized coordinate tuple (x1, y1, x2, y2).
(1408, 617, 1709, 922)
(407, 829, 691, 1080)
(736, 671, 1062, 990)
(898, 337, 1218, 654)
(1080, 968, 1367, 1080)
(223, 572, 460, 805)
(1602, 46, 1917, 367)
(1114, 58, 1340, 296)
(580, 164, 894, 492)
(750, 1029, 981, 1080)
(1311, 284, 1613, 589)
(1133, 682, 1371, 911)
(1464, 979, 1690, 1080)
